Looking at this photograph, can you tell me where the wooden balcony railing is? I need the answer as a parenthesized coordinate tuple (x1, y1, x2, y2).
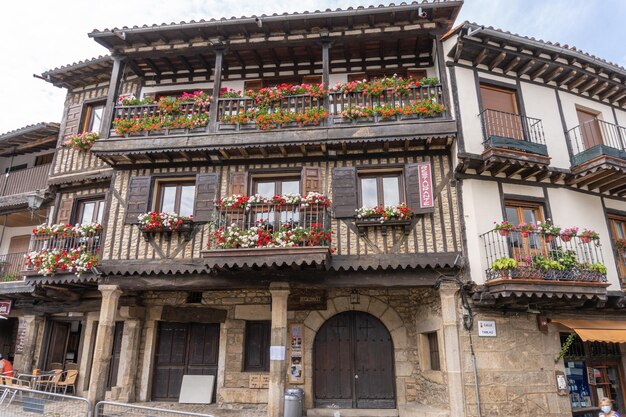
(567, 119, 626, 164)
(0, 163, 51, 196)
(479, 109, 547, 155)
(480, 229, 607, 283)
(0, 252, 27, 282)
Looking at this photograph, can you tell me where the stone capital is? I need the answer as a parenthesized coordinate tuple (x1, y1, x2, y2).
(98, 284, 122, 298)
(269, 282, 290, 298)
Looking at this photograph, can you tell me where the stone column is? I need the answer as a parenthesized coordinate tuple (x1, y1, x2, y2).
(267, 282, 290, 417)
(115, 318, 142, 402)
(77, 313, 99, 396)
(439, 282, 467, 417)
(13, 315, 42, 373)
(87, 284, 122, 404)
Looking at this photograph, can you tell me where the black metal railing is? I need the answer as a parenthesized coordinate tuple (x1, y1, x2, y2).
(0, 252, 27, 282)
(480, 229, 606, 282)
(25, 229, 103, 272)
(567, 119, 626, 155)
(479, 109, 546, 146)
(208, 203, 331, 250)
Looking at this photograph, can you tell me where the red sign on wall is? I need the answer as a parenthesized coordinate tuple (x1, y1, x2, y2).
(417, 162, 434, 209)
(0, 300, 12, 315)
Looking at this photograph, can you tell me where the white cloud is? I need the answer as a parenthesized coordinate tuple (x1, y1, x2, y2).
(0, 0, 621, 133)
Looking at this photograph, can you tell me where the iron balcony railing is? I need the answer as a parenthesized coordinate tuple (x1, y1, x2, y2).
(0, 164, 51, 197)
(25, 229, 103, 272)
(208, 203, 331, 250)
(0, 252, 27, 282)
(567, 119, 626, 155)
(479, 109, 546, 146)
(616, 247, 626, 284)
(480, 229, 606, 283)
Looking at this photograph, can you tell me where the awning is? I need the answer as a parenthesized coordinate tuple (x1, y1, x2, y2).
(552, 319, 626, 343)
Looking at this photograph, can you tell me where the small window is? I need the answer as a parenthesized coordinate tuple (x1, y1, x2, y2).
(505, 200, 546, 255)
(244, 321, 270, 372)
(427, 332, 441, 371)
(35, 153, 54, 166)
(359, 172, 402, 207)
(609, 214, 626, 283)
(5, 164, 27, 173)
(76, 199, 105, 224)
(156, 180, 195, 217)
(81, 102, 105, 133)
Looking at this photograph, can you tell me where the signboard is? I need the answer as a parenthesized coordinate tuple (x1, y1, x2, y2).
(249, 374, 270, 389)
(15, 318, 27, 354)
(289, 323, 304, 384)
(417, 162, 434, 209)
(0, 300, 12, 315)
(477, 320, 497, 337)
(555, 371, 568, 396)
(288, 290, 327, 311)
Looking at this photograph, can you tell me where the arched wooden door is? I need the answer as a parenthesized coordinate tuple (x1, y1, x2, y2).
(314, 311, 395, 409)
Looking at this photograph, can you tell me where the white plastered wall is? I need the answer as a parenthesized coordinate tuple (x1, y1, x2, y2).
(454, 66, 483, 154)
(0, 225, 34, 254)
(604, 197, 626, 213)
(501, 183, 544, 198)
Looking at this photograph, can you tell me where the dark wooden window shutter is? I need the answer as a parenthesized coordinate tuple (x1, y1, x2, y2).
(125, 176, 151, 223)
(57, 197, 74, 224)
(229, 171, 247, 195)
(193, 173, 219, 222)
(243, 321, 270, 372)
(302, 166, 321, 195)
(332, 167, 357, 218)
(405, 163, 435, 214)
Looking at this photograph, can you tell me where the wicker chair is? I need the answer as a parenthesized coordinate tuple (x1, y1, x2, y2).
(37, 369, 63, 392)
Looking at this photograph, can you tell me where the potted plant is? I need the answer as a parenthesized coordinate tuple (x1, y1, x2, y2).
(491, 257, 518, 279)
(579, 229, 600, 244)
(560, 227, 579, 242)
(615, 239, 626, 250)
(494, 220, 516, 237)
(517, 222, 536, 238)
(537, 220, 561, 243)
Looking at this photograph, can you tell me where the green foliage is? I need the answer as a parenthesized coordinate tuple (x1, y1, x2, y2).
(491, 257, 518, 271)
(419, 77, 440, 86)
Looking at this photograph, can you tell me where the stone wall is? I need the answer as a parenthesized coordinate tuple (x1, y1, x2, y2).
(460, 311, 572, 417)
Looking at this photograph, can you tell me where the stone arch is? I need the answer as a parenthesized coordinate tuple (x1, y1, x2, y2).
(301, 295, 410, 408)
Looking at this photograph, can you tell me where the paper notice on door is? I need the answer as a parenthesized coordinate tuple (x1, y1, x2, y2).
(270, 345, 286, 360)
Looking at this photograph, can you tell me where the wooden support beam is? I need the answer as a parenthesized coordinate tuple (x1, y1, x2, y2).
(557, 70, 577, 86)
(568, 74, 589, 90)
(503, 56, 521, 73)
(125, 60, 145, 78)
(530, 63, 549, 80)
(579, 78, 599, 94)
(517, 59, 536, 76)
(99, 56, 126, 140)
(600, 85, 620, 101)
(218, 149, 229, 160)
(599, 174, 626, 193)
(544, 67, 564, 82)
(589, 81, 609, 97)
(586, 171, 622, 190)
(488, 52, 506, 71)
(453, 41, 464, 62)
(208, 48, 224, 133)
(473, 48, 488, 66)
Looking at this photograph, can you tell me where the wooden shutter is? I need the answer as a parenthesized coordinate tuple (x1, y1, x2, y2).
(302, 166, 321, 195)
(63, 104, 83, 137)
(229, 171, 247, 195)
(405, 163, 435, 214)
(125, 176, 151, 223)
(57, 197, 74, 224)
(193, 173, 219, 222)
(331, 167, 357, 218)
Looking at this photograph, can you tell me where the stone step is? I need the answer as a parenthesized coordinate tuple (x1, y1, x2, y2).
(307, 408, 399, 417)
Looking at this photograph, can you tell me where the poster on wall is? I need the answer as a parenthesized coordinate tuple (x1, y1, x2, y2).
(289, 323, 304, 384)
(15, 318, 26, 354)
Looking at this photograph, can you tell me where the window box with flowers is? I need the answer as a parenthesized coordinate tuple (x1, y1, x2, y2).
(65, 132, 99, 151)
(137, 212, 194, 241)
(354, 203, 415, 236)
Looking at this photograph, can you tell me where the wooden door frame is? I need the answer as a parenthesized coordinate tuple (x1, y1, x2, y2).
(587, 358, 626, 409)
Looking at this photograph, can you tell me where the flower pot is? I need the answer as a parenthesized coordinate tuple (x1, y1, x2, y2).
(561, 235, 572, 242)
(498, 229, 511, 237)
(520, 231, 530, 238)
(580, 236, 592, 244)
(543, 234, 554, 243)
(499, 269, 512, 279)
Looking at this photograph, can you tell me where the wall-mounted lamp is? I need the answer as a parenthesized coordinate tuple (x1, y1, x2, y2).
(26, 193, 44, 211)
(350, 290, 360, 304)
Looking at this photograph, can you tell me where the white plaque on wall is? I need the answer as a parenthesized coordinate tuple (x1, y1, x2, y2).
(477, 320, 497, 337)
(270, 345, 286, 360)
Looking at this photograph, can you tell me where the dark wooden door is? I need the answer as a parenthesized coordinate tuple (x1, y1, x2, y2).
(314, 312, 395, 409)
(45, 322, 70, 370)
(107, 322, 124, 388)
(152, 322, 220, 401)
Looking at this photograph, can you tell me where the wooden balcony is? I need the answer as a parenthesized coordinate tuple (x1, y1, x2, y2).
(0, 164, 50, 197)
(201, 202, 331, 270)
(472, 109, 551, 178)
(0, 252, 27, 282)
(567, 120, 626, 195)
(479, 229, 609, 306)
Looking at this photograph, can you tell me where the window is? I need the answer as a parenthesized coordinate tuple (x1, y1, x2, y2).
(4, 164, 27, 173)
(427, 332, 441, 371)
(244, 321, 270, 372)
(479, 83, 523, 140)
(252, 176, 301, 226)
(609, 214, 626, 282)
(35, 153, 54, 166)
(505, 200, 545, 257)
(81, 102, 105, 133)
(156, 181, 195, 217)
(154, 90, 211, 100)
(359, 173, 402, 208)
(76, 199, 105, 224)
(576, 107, 603, 150)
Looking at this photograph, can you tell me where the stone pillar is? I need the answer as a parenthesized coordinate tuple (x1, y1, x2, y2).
(13, 315, 42, 373)
(137, 306, 162, 402)
(87, 284, 122, 404)
(77, 313, 99, 396)
(439, 282, 466, 417)
(114, 318, 142, 402)
(268, 283, 290, 417)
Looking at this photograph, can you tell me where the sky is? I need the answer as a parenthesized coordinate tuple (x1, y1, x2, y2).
(0, 0, 624, 134)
